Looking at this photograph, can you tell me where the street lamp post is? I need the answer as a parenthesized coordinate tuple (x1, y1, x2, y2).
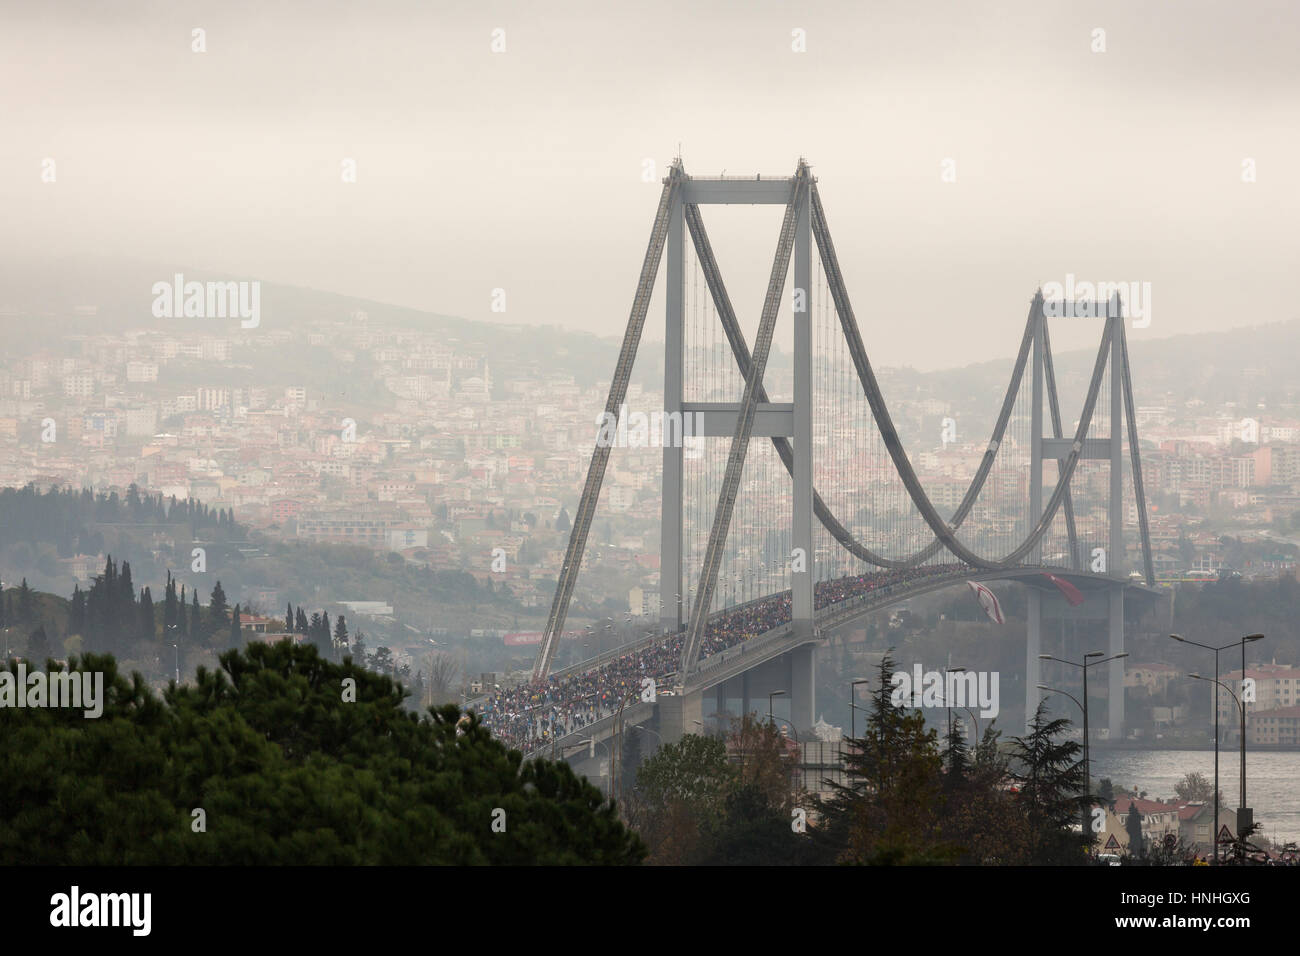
(961, 706, 981, 750)
(166, 623, 180, 682)
(944, 666, 967, 749)
(1190, 672, 1252, 859)
(613, 686, 642, 798)
(1170, 633, 1264, 863)
(1040, 651, 1129, 844)
(768, 690, 786, 727)
(766, 713, 799, 745)
(1037, 683, 1088, 848)
(849, 678, 870, 740)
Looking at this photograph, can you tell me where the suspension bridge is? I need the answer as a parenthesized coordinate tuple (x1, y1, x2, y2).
(475, 159, 1159, 778)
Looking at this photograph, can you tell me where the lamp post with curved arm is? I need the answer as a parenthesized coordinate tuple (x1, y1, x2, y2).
(1171, 633, 1264, 864)
(849, 677, 870, 741)
(1037, 679, 1093, 848)
(613, 685, 643, 798)
(1190, 672, 1252, 862)
(1040, 650, 1128, 840)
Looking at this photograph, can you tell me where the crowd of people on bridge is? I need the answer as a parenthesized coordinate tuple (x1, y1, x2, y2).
(476, 563, 970, 754)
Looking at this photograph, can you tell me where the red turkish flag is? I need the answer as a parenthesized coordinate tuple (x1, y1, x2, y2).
(1042, 572, 1084, 607)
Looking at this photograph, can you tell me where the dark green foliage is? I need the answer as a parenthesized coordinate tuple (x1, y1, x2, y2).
(814, 652, 957, 864)
(628, 723, 812, 865)
(1009, 702, 1090, 865)
(207, 581, 229, 635)
(26, 625, 51, 662)
(0, 643, 644, 865)
(1125, 801, 1145, 858)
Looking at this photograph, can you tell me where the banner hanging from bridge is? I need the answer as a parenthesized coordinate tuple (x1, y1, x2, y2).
(966, 581, 1005, 625)
(1041, 572, 1085, 607)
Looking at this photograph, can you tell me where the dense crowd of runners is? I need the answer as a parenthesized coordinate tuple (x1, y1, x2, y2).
(476, 563, 967, 754)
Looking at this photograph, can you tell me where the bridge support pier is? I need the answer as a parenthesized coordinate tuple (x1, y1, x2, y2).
(1026, 589, 1043, 732)
(711, 682, 727, 725)
(790, 643, 816, 734)
(656, 688, 703, 746)
(1108, 586, 1125, 739)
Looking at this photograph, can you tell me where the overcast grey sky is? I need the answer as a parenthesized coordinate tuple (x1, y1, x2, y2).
(2, 0, 1297, 369)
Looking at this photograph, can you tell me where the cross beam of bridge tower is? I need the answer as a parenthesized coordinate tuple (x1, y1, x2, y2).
(677, 162, 815, 678)
(1025, 291, 1155, 734)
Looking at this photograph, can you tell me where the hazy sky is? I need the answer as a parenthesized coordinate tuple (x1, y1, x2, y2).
(3, 0, 1298, 369)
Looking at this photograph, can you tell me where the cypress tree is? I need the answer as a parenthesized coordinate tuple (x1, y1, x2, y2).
(139, 587, 155, 641)
(163, 572, 176, 634)
(333, 615, 349, 661)
(17, 578, 33, 629)
(1125, 799, 1145, 860)
(208, 581, 229, 634)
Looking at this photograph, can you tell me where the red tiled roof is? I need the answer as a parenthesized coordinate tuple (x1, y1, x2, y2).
(1115, 796, 1179, 815)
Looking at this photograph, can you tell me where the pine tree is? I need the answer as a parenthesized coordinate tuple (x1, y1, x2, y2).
(230, 604, 242, 650)
(178, 584, 188, 637)
(295, 607, 308, 634)
(285, 603, 294, 633)
(1009, 702, 1090, 865)
(190, 590, 201, 638)
(813, 652, 952, 864)
(941, 714, 970, 787)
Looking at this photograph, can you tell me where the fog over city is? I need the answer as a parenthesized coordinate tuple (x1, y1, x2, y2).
(2, 0, 1298, 368)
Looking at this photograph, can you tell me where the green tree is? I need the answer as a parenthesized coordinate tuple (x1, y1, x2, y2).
(332, 615, 349, 661)
(17, 578, 33, 629)
(1125, 801, 1145, 860)
(1009, 702, 1089, 865)
(629, 734, 733, 864)
(207, 581, 229, 636)
(26, 625, 51, 663)
(0, 645, 644, 864)
(814, 653, 954, 864)
(1096, 776, 1117, 810)
(1174, 771, 1214, 804)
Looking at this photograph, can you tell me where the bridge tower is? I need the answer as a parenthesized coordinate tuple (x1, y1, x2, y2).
(1025, 291, 1154, 736)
